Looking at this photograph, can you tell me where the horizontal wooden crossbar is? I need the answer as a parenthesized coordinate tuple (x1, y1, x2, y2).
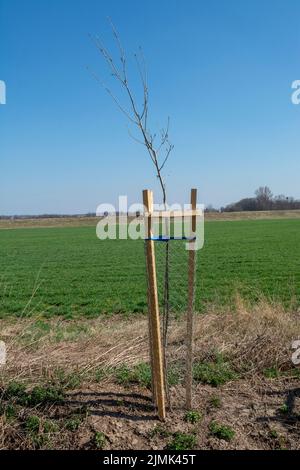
(143, 209, 202, 218)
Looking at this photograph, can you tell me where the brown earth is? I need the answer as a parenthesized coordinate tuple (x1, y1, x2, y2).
(53, 377, 300, 450)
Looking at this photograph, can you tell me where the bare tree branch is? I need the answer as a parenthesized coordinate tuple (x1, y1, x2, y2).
(159, 143, 174, 172)
(127, 127, 150, 150)
(108, 17, 127, 83)
(87, 66, 136, 124)
(90, 21, 173, 205)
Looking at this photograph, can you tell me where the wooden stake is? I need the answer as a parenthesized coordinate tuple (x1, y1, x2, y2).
(143, 189, 166, 420)
(144, 189, 156, 406)
(186, 188, 197, 409)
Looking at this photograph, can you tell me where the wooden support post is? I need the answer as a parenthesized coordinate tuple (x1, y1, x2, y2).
(143, 190, 166, 421)
(186, 188, 197, 409)
(144, 188, 157, 406)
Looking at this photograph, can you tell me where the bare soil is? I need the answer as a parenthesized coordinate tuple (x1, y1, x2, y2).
(2, 376, 299, 450)
(59, 377, 300, 450)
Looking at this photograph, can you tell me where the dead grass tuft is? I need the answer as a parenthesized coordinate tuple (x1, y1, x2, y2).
(192, 297, 300, 376)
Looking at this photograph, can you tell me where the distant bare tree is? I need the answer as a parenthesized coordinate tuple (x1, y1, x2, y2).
(255, 186, 273, 210)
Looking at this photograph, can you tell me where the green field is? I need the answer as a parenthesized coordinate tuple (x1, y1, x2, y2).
(0, 219, 299, 318)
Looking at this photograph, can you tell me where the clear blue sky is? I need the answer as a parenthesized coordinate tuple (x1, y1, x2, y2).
(1, 0, 300, 214)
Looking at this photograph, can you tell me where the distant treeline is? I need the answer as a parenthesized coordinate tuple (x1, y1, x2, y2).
(221, 187, 300, 212)
(0, 213, 97, 220)
(0, 212, 136, 220)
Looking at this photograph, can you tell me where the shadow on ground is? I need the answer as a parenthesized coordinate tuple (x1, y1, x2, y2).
(256, 387, 300, 432)
(64, 390, 157, 422)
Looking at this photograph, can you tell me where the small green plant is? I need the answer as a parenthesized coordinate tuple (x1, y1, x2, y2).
(149, 424, 170, 438)
(115, 362, 152, 389)
(24, 416, 55, 448)
(184, 410, 202, 424)
(94, 431, 106, 450)
(115, 362, 181, 389)
(54, 368, 82, 390)
(167, 365, 181, 386)
(65, 416, 82, 432)
(95, 367, 108, 383)
(26, 385, 64, 406)
(279, 404, 289, 414)
(1, 403, 17, 421)
(115, 365, 131, 385)
(209, 395, 222, 408)
(4, 381, 26, 399)
(209, 421, 235, 442)
(25, 415, 40, 434)
(269, 429, 278, 439)
(167, 432, 196, 451)
(289, 368, 300, 379)
(43, 420, 59, 433)
(264, 366, 280, 379)
(64, 372, 82, 390)
(4, 382, 64, 407)
(193, 355, 237, 387)
(133, 362, 152, 388)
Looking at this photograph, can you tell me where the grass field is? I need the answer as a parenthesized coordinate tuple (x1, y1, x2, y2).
(0, 218, 300, 318)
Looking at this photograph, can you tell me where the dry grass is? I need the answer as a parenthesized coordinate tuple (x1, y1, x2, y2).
(1, 210, 300, 230)
(192, 297, 300, 375)
(0, 315, 149, 388)
(1, 298, 299, 388)
(205, 210, 300, 221)
(0, 217, 100, 230)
